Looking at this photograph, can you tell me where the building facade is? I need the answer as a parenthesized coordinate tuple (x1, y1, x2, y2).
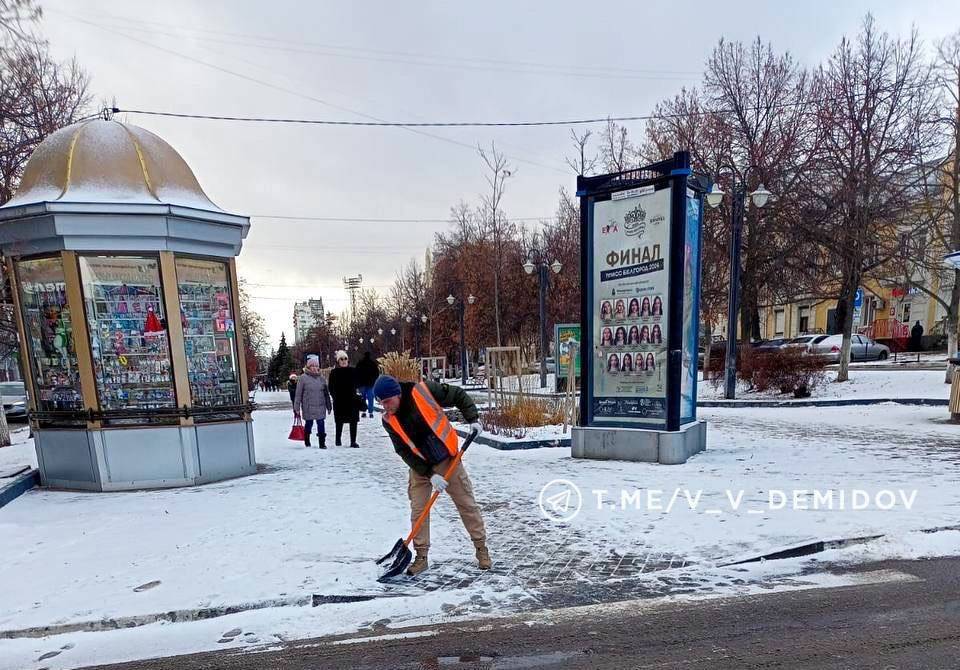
(293, 298, 325, 344)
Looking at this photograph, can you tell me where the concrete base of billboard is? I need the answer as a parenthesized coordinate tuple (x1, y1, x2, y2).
(571, 420, 706, 464)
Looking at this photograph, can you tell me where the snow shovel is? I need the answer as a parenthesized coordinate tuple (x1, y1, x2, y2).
(376, 429, 479, 582)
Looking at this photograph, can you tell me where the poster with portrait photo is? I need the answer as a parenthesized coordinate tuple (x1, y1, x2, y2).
(591, 187, 671, 422)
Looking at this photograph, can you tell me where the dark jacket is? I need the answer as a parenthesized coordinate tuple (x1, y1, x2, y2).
(355, 353, 380, 388)
(328, 365, 361, 423)
(287, 377, 297, 404)
(382, 381, 479, 477)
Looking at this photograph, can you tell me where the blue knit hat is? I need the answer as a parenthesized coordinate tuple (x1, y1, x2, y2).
(373, 374, 402, 401)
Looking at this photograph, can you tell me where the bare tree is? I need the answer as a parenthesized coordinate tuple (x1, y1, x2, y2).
(599, 119, 633, 173)
(0, 42, 91, 203)
(933, 30, 960, 382)
(477, 142, 514, 347)
(643, 86, 734, 372)
(803, 16, 940, 382)
(0, 4, 90, 446)
(448, 200, 478, 244)
(703, 37, 820, 341)
(564, 128, 598, 176)
(237, 279, 269, 382)
(0, 0, 40, 42)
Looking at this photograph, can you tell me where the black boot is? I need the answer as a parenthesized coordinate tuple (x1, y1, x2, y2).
(350, 422, 359, 448)
(318, 434, 327, 449)
(335, 422, 343, 447)
(304, 434, 311, 448)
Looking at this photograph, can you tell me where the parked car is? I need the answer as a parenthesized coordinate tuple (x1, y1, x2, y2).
(783, 335, 830, 353)
(698, 341, 728, 368)
(752, 338, 790, 354)
(0, 381, 28, 420)
(526, 358, 556, 375)
(809, 334, 890, 363)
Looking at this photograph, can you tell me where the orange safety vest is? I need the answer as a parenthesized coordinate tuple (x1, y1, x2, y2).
(385, 382, 459, 461)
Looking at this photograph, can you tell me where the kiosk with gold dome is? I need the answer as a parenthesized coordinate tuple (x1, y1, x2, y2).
(0, 116, 256, 491)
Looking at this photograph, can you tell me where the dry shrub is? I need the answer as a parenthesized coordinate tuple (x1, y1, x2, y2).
(377, 351, 420, 382)
(710, 345, 825, 397)
(482, 395, 564, 439)
(750, 347, 826, 397)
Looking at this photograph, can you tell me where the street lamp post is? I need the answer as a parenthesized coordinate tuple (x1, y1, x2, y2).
(706, 166, 772, 400)
(447, 294, 476, 385)
(523, 251, 563, 388)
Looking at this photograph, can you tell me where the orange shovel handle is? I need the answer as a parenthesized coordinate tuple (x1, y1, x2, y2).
(403, 430, 477, 546)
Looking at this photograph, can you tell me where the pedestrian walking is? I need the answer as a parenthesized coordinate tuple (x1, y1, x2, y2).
(293, 355, 332, 448)
(373, 374, 491, 576)
(355, 351, 380, 418)
(328, 350, 361, 448)
(911, 320, 924, 352)
(287, 372, 298, 405)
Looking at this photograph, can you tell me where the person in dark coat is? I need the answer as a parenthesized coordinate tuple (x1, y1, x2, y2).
(287, 373, 298, 404)
(355, 351, 380, 418)
(911, 320, 924, 352)
(328, 350, 361, 447)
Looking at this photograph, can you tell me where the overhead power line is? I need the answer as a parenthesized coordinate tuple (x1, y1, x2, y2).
(114, 107, 670, 128)
(113, 83, 919, 130)
(249, 214, 552, 222)
(57, 11, 569, 175)
(75, 10, 703, 80)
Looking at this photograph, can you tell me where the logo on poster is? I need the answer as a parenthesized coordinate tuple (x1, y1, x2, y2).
(623, 203, 647, 237)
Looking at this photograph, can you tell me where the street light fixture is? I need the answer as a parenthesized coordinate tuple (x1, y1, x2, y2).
(707, 166, 773, 400)
(751, 184, 771, 209)
(706, 183, 725, 209)
(523, 249, 562, 388)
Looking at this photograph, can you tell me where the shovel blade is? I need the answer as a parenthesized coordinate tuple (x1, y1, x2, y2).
(376, 538, 412, 582)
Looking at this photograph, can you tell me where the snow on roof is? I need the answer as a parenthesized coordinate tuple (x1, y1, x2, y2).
(2, 119, 226, 213)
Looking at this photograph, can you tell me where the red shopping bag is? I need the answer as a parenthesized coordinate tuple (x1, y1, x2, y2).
(288, 418, 305, 442)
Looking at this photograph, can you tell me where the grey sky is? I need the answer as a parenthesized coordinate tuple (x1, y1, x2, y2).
(37, 0, 960, 349)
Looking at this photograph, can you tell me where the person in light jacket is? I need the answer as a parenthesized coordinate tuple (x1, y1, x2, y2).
(294, 354, 332, 448)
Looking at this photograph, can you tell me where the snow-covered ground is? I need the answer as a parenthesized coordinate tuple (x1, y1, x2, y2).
(453, 368, 951, 402)
(0, 424, 34, 475)
(1, 403, 959, 668)
(849, 351, 948, 367)
(449, 373, 560, 395)
(698, 368, 950, 401)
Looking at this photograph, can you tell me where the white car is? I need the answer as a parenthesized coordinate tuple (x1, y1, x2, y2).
(808, 334, 890, 363)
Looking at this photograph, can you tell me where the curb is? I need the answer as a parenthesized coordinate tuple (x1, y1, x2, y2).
(454, 428, 570, 450)
(0, 595, 311, 640)
(698, 397, 948, 408)
(0, 468, 39, 510)
(0, 592, 399, 640)
(719, 523, 960, 567)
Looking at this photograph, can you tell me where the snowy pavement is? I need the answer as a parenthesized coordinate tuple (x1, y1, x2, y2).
(698, 368, 950, 401)
(1, 403, 959, 668)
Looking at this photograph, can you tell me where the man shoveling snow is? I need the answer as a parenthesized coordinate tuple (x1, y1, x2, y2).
(373, 374, 492, 576)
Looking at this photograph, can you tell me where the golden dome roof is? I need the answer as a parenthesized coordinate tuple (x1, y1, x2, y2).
(4, 119, 222, 211)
